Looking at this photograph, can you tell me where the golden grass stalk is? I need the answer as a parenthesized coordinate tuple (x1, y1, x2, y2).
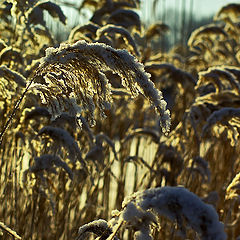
(225, 172, 240, 201)
(0, 221, 22, 240)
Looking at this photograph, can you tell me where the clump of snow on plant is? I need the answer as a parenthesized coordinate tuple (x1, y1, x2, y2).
(120, 186, 227, 240)
(77, 219, 118, 240)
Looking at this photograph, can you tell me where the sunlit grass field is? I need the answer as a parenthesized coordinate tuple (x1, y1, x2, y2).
(0, 0, 240, 239)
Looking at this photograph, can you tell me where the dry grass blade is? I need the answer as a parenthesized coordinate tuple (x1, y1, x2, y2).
(0, 221, 22, 239)
(124, 156, 155, 172)
(30, 40, 170, 134)
(123, 128, 160, 143)
(225, 172, 240, 201)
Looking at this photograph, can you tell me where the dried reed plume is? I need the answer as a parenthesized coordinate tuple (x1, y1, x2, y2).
(0, 65, 26, 87)
(197, 66, 240, 94)
(30, 40, 171, 134)
(37, 126, 83, 163)
(79, 186, 227, 240)
(29, 154, 73, 180)
(145, 22, 170, 40)
(2, 1, 240, 240)
(107, 9, 141, 32)
(96, 24, 140, 56)
(201, 107, 240, 139)
(214, 3, 240, 22)
(188, 25, 228, 50)
(68, 22, 99, 42)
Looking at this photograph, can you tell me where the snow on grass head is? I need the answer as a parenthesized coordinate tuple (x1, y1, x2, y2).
(30, 40, 171, 134)
(120, 186, 227, 240)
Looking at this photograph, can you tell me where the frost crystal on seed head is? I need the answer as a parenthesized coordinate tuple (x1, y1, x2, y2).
(31, 40, 171, 134)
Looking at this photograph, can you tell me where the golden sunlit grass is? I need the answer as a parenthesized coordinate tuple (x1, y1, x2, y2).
(0, 0, 240, 239)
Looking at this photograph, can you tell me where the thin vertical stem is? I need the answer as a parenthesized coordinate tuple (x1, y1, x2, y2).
(0, 222, 22, 240)
(188, 0, 194, 39)
(162, 0, 166, 22)
(174, 0, 178, 44)
(180, 0, 186, 47)
(161, 0, 166, 52)
(0, 79, 34, 147)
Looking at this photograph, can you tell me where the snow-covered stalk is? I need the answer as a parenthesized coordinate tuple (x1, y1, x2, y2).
(111, 186, 227, 240)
